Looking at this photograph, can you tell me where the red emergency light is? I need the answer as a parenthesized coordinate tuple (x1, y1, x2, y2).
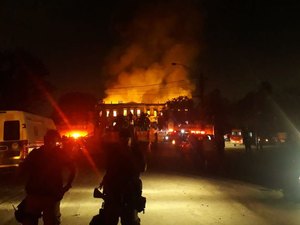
(62, 130, 88, 139)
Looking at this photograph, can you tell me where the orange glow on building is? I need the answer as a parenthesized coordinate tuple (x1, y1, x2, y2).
(103, 66, 195, 104)
(97, 103, 165, 125)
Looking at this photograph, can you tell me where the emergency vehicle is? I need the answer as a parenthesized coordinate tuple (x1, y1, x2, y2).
(0, 111, 56, 167)
(165, 124, 215, 145)
(230, 129, 243, 145)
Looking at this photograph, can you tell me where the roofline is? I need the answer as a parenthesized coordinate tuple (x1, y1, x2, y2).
(98, 103, 165, 106)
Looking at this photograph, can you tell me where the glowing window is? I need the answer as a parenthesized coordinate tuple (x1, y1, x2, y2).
(147, 110, 150, 115)
(130, 109, 134, 115)
(113, 110, 117, 117)
(123, 109, 127, 116)
(137, 109, 141, 116)
(154, 110, 157, 117)
(106, 110, 110, 117)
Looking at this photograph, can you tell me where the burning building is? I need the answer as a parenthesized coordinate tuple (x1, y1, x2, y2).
(96, 102, 165, 126)
(95, 1, 203, 138)
(102, 1, 201, 105)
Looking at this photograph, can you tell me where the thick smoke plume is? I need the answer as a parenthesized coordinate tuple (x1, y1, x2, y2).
(104, 1, 202, 103)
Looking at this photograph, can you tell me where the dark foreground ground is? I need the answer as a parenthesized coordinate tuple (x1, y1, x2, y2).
(88, 141, 300, 195)
(1, 141, 299, 200)
(1, 142, 300, 225)
(222, 145, 300, 192)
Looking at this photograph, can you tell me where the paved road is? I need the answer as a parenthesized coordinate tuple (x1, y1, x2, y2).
(1, 167, 300, 225)
(1, 143, 300, 225)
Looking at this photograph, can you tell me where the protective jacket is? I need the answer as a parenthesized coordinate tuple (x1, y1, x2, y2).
(20, 146, 76, 200)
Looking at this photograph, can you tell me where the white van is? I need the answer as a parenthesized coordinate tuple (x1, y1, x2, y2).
(0, 110, 56, 168)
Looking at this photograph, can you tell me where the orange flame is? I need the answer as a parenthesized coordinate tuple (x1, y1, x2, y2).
(103, 2, 202, 104)
(104, 65, 196, 103)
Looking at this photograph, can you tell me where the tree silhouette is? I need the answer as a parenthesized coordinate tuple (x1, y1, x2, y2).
(52, 92, 97, 125)
(159, 96, 195, 127)
(201, 89, 230, 135)
(0, 49, 52, 114)
(232, 81, 279, 137)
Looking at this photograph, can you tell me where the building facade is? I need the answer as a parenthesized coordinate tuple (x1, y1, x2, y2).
(96, 102, 165, 127)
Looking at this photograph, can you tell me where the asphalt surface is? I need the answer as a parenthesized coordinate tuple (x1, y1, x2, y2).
(1, 142, 300, 225)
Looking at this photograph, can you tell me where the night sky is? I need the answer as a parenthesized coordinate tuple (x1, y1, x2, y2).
(1, 0, 300, 101)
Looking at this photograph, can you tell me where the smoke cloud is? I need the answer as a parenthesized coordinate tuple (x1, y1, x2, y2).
(104, 1, 202, 103)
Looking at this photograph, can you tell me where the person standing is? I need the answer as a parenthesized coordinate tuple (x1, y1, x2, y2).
(17, 129, 76, 225)
(242, 128, 252, 153)
(99, 128, 146, 225)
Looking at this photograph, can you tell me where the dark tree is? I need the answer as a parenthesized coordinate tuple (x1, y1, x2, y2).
(0, 49, 52, 114)
(158, 96, 195, 127)
(201, 89, 230, 135)
(233, 81, 279, 137)
(52, 92, 98, 125)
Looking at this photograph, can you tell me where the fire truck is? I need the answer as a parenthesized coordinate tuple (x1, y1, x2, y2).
(230, 129, 243, 146)
(164, 124, 215, 145)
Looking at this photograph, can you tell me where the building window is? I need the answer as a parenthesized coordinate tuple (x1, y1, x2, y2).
(154, 110, 157, 117)
(123, 109, 127, 116)
(130, 109, 134, 115)
(113, 110, 117, 117)
(147, 109, 150, 115)
(106, 110, 110, 117)
(137, 109, 141, 116)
